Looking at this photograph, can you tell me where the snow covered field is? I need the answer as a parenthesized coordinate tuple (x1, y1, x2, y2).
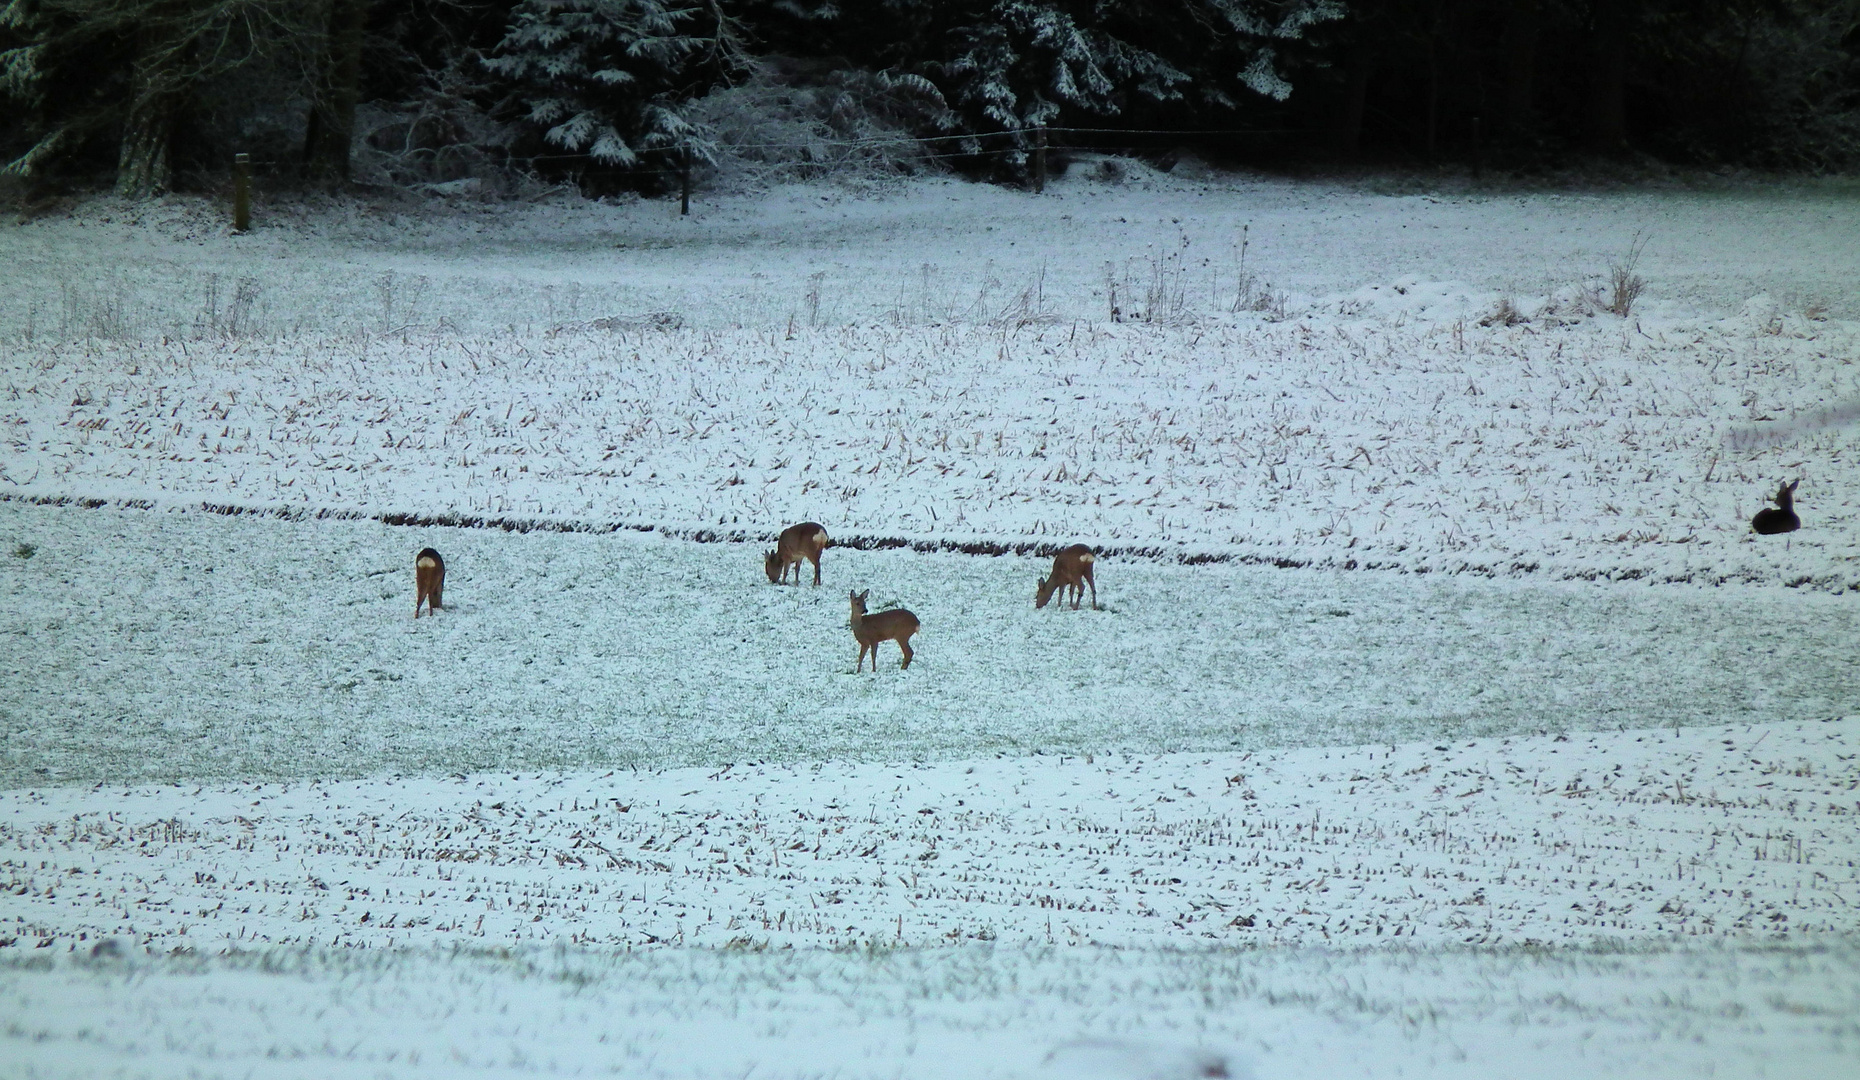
(8, 936, 1855, 1080)
(4, 167, 1860, 338)
(2, 173, 1858, 1077)
(4, 721, 1858, 1077)
(2, 500, 1857, 788)
(8, 719, 1858, 952)
(4, 308, 1858, 592)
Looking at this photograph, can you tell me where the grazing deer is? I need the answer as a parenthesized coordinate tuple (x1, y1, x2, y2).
(1035, 544, 1097, 610)
(414, 548, 445, 618)
(765, 522, 829, 585)
(849, 589, 918, 671)
(1751, 480, 1801, 544)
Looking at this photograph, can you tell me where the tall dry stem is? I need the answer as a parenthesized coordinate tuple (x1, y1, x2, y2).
(1606, 231, 1649, 317)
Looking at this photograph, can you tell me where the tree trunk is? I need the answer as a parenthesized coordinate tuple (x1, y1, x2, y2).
(1588, 1, 1631, 152)
(1424, 39, 1439, 157)
(304, 0, 369, 185)
(1500, 0, 1538, 136)
(116, 52, 183, 199)
(1333, 54, 1372, 159)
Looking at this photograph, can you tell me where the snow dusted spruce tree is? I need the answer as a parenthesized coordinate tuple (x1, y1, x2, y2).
(929, 0, 1343, 163)
(481, 0, 1340, 186)
(484, 0, 746, 184)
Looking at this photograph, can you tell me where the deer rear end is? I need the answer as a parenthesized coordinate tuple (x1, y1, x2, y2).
(415, 548, 445, 618)
(766, 522, 829, 585)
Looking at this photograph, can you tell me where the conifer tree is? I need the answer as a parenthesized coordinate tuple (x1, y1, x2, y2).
(485, 0, 745, 175)
(1, 0, 310, 196)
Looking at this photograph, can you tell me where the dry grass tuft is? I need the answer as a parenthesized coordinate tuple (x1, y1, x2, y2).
(1480, 296, 1528, 327)
(1606, 232, 1650, 317)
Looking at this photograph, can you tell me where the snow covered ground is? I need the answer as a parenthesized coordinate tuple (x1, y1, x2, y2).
(2, 500, 1857, 788)
(8, 719, 1857, 953)
(2, 173, 1857, 1077)
(4, 312, 1858, 592)
(3, 720, 1857, 1077)
(4, 167, 1859, 338)
(7, 936, 1855, 1080)
(6, 171, 1858, 590)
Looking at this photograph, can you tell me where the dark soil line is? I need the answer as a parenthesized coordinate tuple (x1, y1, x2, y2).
(0, 490, 1817, 590)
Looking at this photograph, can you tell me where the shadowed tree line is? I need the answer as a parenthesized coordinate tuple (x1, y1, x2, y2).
(1300, 0, 1860, 168)
(2, 0, 1855, 199)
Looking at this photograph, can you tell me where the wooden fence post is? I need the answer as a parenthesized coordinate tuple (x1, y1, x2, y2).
(680, 144, 690, 216)
(233, 153, 251, 233)
(1034, 126, 1047, 194)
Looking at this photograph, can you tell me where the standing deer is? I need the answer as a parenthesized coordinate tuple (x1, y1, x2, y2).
(414, 548, 445, 618)
(849, 590, 918, 672)
(1035, 544, 1097, 610)
(1751, 480, 1801, 545)
(765, 522, 829, 585)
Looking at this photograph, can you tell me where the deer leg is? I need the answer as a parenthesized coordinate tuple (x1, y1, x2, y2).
(1086, 571, 1097, 610)
(897, 636, 913, 669)
(811, 553, 821, 586)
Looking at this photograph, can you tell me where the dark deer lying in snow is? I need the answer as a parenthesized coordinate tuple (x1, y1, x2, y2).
(1751, 481, 1801, 543)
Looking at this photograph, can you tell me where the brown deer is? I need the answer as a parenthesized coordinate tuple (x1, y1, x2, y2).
(414, 548, 445, 618)
(765, 522, 829, 585)
(849, 589, 918, 672)
(1035, 544, 1097, 610)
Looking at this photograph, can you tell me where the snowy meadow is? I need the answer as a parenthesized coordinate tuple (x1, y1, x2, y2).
(2, 170, 1858, 1078)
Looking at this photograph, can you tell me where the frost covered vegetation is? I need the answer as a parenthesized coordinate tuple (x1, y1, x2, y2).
(7, 720, 1858, 951)
(2, 173, 1858, 1076)
(3, 310, 1856, 591)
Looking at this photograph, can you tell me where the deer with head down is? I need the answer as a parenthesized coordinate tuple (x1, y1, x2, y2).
(849, 590, 918, 672)
(1035, 544, 1097, 610)
(765, 522, 828, 585)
